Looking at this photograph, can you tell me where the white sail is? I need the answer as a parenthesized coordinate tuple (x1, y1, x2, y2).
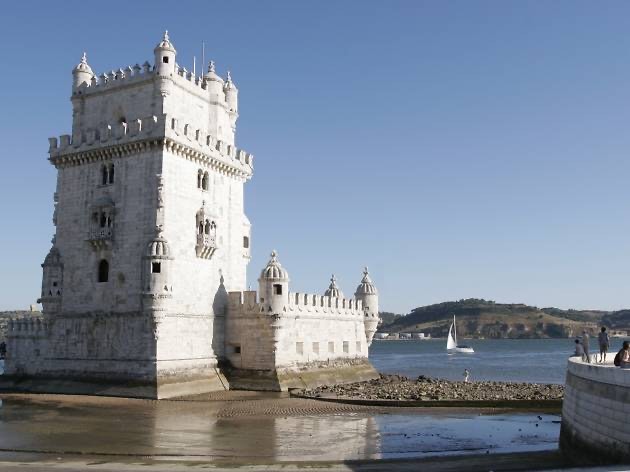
(446, 321, 457, 350)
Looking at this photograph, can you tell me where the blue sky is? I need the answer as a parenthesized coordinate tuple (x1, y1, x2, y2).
(1, 1, 630, 313)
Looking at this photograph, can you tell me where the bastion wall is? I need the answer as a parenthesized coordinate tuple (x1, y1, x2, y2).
(560, 356, 630, 463)
(225, 290, 378, 391)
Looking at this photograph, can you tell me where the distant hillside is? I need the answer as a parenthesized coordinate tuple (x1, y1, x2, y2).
(379, 299, 630, 339)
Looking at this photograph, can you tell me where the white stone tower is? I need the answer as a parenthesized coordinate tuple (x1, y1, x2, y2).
(5, 32, 254, 398)
(354, 267, 379, 346)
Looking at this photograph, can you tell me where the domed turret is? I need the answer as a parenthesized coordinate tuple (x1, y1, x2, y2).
(354, 267, 379, 346)
(39, 246, 64, 314)
(324, 274, 344, 299)
(142, 229, 173, 312)
(258, 250, 289, 314)
(146, 234, 170, 258)
(204, 60, 225, 102)
(72, 52, 94, 91)
(154, 30, 176, 76)
(223, 71, 238, 114)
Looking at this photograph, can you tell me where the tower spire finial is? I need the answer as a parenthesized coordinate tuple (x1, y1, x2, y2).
(81, 51, 87, 64)
(208, 60, 215, 73)
(163, 30, 169, 41)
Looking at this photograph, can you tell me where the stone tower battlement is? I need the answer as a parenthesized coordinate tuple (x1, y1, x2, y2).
(48, 113, 253, 179)
(75, 62, 230, 102)
(227, 290, 364, 316)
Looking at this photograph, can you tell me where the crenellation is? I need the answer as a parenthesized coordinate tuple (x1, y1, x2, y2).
(59, 135, 71, 149)
(49, 114, 253, 178)
(77, 62, 155, 96)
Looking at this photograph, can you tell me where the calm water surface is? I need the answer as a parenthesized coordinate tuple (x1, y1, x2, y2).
(368, 338, 624, 384)
(0, 343, 570, 460)
(0, 396, 559, 461)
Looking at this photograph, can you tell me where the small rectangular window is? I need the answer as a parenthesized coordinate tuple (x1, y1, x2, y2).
(234, 345, 241, 354)
(328, 341, 335, 354)
(343, 341, 349, 353)
(273, 284, 282, 295)
(312, 342, 319, 354)
(163, 56, 169, 63)
(151, 262, 161, 273)
(296, 342, 304, 355)
(243, 236, 250, 248)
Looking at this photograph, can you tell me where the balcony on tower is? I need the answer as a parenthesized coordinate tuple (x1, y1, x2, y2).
(196, 201, 218, 259)
(87, 196, 115, 250)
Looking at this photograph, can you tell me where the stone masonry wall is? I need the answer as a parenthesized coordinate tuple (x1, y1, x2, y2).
(226, 291, 368, 372)
(560, 357, 630, 463)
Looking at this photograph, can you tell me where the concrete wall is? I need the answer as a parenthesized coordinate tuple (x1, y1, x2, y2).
(560, 356, 630, 463)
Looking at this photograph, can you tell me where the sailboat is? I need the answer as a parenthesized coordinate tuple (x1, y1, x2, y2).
(446, 315, 474, 354)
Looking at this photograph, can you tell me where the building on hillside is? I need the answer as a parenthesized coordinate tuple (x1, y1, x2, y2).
(3, 33, 380, 398)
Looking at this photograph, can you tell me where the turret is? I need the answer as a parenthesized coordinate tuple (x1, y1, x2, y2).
(154, 31, 176, 76)
(224, 70, 239, 132)
(142, 230, 173, 312)
(204, 61, 225, 103)
(354, 267, 379, 346)
(224, 71, 238, 114)
(324, 274, 344, 299)
(38, 245, 63, 315)
(258, 250, 289, 314)
(72, 52, 94, 92)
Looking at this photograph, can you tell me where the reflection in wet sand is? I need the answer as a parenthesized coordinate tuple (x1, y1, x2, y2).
(0, 396, 559, 462)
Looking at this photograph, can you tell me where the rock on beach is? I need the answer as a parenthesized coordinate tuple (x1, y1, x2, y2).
(304, 374, 564, 401)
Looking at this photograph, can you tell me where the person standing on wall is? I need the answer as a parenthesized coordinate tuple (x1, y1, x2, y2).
(598, 326, 610, 363)
(582, 330, 591, 363)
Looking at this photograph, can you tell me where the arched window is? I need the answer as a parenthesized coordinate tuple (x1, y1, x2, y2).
(108, 164, 115, 184)
(201, 172, 209, 191)
(97, 259, 109, 283)
(197, 170, 203, 189)
(243, 236, 249, 248)
(101, 165, 108, 185)
(204, 219, 211, 235)
(198, 222, 204, 234)
(100, 212, 107, 228)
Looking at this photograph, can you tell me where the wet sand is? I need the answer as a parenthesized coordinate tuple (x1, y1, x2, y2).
(0, 391, 562, 469)
(0, 451, 571, 472)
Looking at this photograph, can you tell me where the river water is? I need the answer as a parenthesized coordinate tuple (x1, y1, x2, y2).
(0, 340, 577, 461)
(369, 338, 623, 384)
(0, 395, 559, 461)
